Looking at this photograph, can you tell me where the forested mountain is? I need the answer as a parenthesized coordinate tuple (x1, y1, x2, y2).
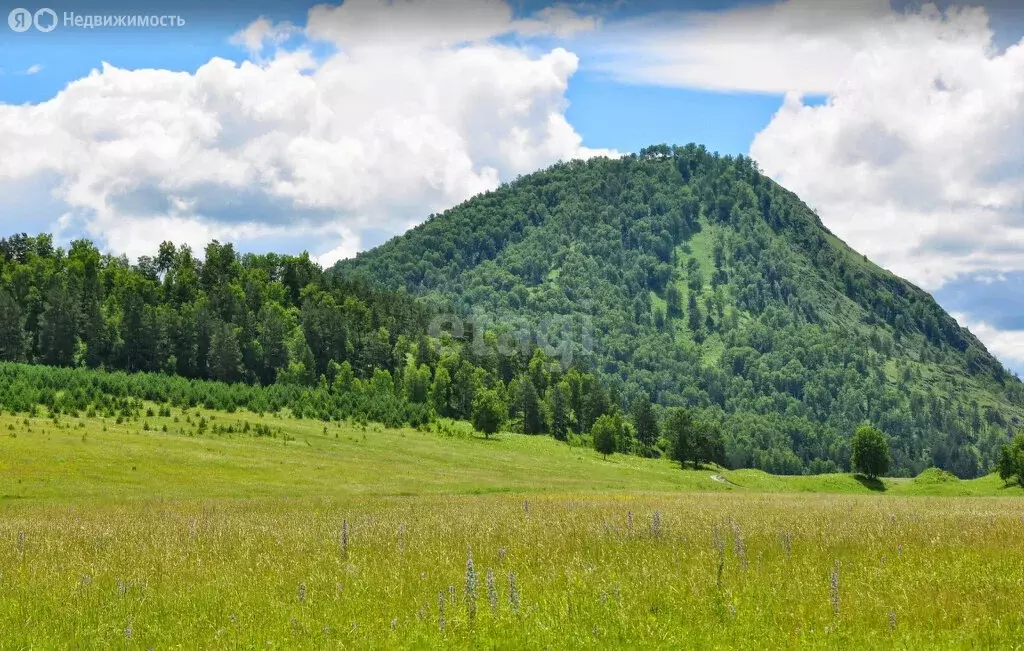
(334, 143, 1024, 477)
(3, 144, 1021, 478)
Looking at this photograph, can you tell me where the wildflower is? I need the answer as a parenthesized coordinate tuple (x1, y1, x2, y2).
(651, 511, 662, 537)
(17, 531, 24, 552)
(889, 610, 897, 631)
(509, 572, 520, 614)
(733, 523, 747, 569)
(298, 583, 307, 603)
(782, 532, 792, 558)
(438, 590, 446, 632)
(487, 568, 498, 613)
(498, 547, 507, 563)
(465, 550, 478, 621)
(712, 525, 726, 589)
(124, 620, 132, 640)
(340, 520, 349, 557)
(830, 560, 840, 617)
(523, 500, 530, 515)
(627, 511, 633, 530)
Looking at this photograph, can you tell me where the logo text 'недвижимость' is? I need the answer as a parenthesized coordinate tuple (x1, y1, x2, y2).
(8, 8, 186, 32)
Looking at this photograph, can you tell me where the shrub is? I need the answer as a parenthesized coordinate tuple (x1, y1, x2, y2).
(996, 434, 1024, 485)
(592, 414, 619, 459)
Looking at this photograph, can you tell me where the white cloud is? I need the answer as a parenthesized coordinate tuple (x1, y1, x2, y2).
(24, 64, 43, 75)
(585, 0, 894, 94)
(304, 0, 598, 50)
(0, 0, 613, 265)
(744, 3, 1024, 290)
(952, 312, 1024, 370)
(512, 4, 601, 39)
(229, 17, 300, 58)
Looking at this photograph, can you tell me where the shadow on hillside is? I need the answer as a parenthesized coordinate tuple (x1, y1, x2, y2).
(854, 474, 887, 492)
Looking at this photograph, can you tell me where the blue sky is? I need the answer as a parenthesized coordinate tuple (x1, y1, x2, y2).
(1, 0, 1023, 373)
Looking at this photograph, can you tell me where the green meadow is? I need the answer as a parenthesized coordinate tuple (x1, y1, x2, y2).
(2, 408, 1023, 649)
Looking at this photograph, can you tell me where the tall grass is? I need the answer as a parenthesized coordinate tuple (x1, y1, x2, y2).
(1, 493, 1022, 648)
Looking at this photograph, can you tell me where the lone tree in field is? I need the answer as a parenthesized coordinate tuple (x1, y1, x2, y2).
(996, 434, 1024, 485)
(592, 413, 620, 459)
(471, 389, 506, 439)
(851, 425, 890, 479)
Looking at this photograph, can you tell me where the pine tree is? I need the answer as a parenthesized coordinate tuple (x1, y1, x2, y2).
(632, 395, 659, 451)
(39, 282, 78, 367)
(0, 290, 25, 362)
(521, 378, 543, 435)
(666, 284, 683, 318)
(208, 320, 243, 384)
(546, 380, 572, 441)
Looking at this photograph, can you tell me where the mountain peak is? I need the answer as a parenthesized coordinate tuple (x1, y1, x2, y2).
(335, 144, 1023, 477)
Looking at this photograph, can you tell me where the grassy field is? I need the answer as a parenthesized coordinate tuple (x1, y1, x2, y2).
(1, 407, 1023, 648)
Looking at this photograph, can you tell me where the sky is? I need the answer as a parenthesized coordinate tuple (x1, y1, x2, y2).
(1, 0, 1023, 374)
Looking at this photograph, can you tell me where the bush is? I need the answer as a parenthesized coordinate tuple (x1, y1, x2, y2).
(592, 414, 619, 459)
(997, 434, 1024, 485)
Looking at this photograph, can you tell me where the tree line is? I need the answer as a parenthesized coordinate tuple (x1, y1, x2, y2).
(0, 233, 674, 454)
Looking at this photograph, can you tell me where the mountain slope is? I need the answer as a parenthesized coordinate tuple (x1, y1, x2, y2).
(334, 143, 1024, 477)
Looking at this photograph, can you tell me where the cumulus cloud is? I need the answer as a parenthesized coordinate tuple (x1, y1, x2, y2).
(0, 0, 613, 264)
(749, 3, 1024, 290)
